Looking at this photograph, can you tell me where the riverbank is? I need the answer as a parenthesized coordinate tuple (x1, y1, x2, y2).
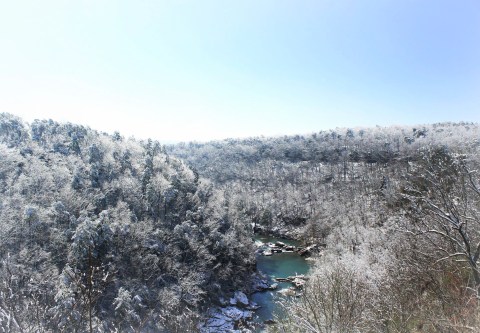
(251, 235, 312, 331)
(199, 234, 314, 333)
(252, 225, 303, 241)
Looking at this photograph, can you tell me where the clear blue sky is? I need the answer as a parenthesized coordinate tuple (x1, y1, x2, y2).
(1, 1, 479, 142)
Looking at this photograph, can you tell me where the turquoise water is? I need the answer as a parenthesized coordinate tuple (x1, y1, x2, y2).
(252, 235, 312, 330)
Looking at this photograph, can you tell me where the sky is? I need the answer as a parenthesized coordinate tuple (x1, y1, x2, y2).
(0, 0, 479, 142)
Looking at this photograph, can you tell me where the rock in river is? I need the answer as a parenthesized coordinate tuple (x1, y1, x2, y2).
(234, 291, 249, 306)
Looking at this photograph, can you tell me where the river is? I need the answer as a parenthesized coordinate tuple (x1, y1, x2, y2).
(251, 235, 312, 331)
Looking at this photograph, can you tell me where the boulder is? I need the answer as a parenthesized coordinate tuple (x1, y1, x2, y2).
(200, 306, 253, 333)
(275, 275, 308, 289)
(246, 302, 260, 310)
(252, 277, 270, 291)
(223, 306, 252, 321)
(298, 244, 318, 256)
(234, 291, 249, 306)
(268, 283, 278, 290)
(292, 278, 306, 289)
(251, 275, 278, 292)
(278, 287, 297, 297)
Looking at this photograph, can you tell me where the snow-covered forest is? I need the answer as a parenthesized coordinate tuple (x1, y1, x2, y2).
(2, 113, 480, 332)
(168, 122, 480, 332)
(0, 113, 254, 332)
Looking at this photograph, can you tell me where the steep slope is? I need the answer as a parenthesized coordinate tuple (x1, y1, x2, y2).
(168, 123, 480, 238)
(168, 123, 480, 331)
(0, 113, 254, 332)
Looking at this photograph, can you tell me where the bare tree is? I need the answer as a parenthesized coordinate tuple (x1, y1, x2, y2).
(402, 147, 480, 297)
(272, 265, 367, 333)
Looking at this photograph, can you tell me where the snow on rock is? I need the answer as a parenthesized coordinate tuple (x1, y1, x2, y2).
(223, 306, 252, 321)
(199, 306, 254, 333)
(252, 275, 277, 291)
(246, 301, 260, 310)
(230, 290, 249, 306)
(202, 316, 234, 332)
(268, 283, 278, 290)
(253, 279, 269, 291)
(234, 291, 249, 306)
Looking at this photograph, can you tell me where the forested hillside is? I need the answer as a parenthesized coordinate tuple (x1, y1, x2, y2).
(168, 123, 479, 237)
(2, 113, 480, 333)
(169, 123, 480, 332)
(0, 113, 254, 332)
